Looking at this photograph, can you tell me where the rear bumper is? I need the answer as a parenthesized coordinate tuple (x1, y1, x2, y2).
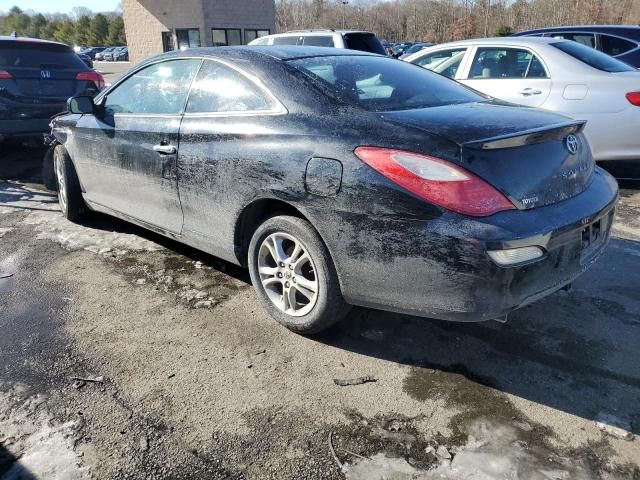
(0, 98, 64, 136)
(311, 167, 619, 322)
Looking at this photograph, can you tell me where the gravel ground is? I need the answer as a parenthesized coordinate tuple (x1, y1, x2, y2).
(1, 141, 639, 479)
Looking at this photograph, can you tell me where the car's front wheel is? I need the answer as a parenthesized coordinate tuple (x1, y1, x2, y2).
(54, 145, 87, 222)
(248, 215, 350, 334)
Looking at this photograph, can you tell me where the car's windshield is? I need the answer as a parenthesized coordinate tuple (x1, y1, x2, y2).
(551, 40, 635, 73)
(288, 54, 485, 112)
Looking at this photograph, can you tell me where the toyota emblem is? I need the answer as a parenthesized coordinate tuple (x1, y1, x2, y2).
(565, 135, 579, 155)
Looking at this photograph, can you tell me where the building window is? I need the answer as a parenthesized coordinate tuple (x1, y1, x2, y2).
(162, 32, 174, 52)
(244, 29, 270, 44)
(176, 28, 201, 50)
(212, 28, 242, 47)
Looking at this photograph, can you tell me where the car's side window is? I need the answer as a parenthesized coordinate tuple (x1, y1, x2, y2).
(185, 60, 274, 113)
(104, 59, 201, 115)
(549, 32, 596, 49)
(412, 48, 467, 79)
(600, 34, 637, 56)
(468, 48, 547, 79)
(272, 36, 300, 45)
(302, 36, 335, 47)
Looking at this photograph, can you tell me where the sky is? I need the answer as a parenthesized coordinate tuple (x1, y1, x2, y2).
(1, 0, 121, 14)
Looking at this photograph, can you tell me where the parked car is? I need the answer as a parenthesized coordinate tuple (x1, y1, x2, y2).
(404, 37, 640, 162)
(513, 25, 640, 68)
(77, 53, 93, 68)
(391, 42, 414, 57)
(113, 46, 129, 61)
(48, 46, 617, 334)
(0, 36, 105, 142)
(399, 42, 435, 59)
(95, 47, 117, 61)
(79, 47, 107, 60)
(248, 30, 386, 55)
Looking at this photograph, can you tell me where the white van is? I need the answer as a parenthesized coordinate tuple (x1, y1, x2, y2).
(248, 30, 386, 55)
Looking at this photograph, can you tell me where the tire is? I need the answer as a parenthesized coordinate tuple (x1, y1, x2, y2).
(41, 146, 57, 191)
(248, 215, 350, 334)
(54, 145, 87, 222)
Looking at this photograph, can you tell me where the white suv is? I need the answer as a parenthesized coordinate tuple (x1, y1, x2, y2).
(248, 30, 386, 55)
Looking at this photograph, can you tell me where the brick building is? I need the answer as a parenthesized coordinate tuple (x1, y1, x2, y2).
(122, 0, 276, 64)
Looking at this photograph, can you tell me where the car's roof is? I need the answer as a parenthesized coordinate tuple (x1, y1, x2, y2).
(272, 30, 374, 36)
(156, 45, 379, 62)
(422, 37, 559, 48)
(516, 25, 640, 34)
(0, 35, 69, 47)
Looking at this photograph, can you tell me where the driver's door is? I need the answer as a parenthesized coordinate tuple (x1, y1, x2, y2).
(72, 59, 201, 233)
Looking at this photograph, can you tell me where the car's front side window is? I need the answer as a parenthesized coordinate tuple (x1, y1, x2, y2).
(468, 47, 547, 79)
(104, 59, 201, 115)
(185, 60, 274, 113)
(412, 48, 467, 79)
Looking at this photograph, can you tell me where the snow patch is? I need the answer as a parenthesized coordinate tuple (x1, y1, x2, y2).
(345, 419, 599, 480)
(0, 383, 89, 480)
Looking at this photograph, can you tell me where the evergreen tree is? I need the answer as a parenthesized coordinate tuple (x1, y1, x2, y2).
(53, 20, 75, 45)
(27, 13, 47, 38)
(88, 13, 109, 46)
(75, 15, 92, 46)
(107, 16, 126, 46)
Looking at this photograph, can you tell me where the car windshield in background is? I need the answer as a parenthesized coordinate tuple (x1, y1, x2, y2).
(0, 41, 86, 69)
(289, 55, 484, 112)
(551, 40, 635, 73)
(343, 33, 386, 55)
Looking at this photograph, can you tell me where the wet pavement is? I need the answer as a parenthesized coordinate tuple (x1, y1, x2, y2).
(0, 141, 639, 479)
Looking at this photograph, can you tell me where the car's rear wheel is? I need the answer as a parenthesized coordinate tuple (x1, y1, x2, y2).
(248, 215, 350, 334)
(54, 146, 87, 222)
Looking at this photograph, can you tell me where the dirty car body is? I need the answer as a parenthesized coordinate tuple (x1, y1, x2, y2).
(50, 46, 618, 328)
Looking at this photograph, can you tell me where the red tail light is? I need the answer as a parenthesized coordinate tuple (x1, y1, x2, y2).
(354, 146, 515, 217)
(76, 71, 105, 90)
(626, 92, 640, 106)
(0, 70, 13, 79)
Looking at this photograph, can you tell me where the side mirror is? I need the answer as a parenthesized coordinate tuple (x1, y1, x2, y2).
(67, 96, 94, 114)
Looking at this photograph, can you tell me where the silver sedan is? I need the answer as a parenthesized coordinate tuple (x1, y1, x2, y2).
(404, 37, 640, 162)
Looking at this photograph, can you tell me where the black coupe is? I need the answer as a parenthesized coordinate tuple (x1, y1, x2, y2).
(47, 47, 618, 334)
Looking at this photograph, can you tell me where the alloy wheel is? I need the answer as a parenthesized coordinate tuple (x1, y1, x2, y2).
(257, 232, 319, 317)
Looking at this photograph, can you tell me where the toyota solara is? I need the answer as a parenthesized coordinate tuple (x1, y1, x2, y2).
(46, 47, 618, 334)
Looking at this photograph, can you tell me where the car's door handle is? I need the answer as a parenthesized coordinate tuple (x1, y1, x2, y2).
(519, 88, 542, 96)
(153, 144, 176, 155)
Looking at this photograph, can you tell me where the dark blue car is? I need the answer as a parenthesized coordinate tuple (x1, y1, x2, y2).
(513, 25, 640, 67)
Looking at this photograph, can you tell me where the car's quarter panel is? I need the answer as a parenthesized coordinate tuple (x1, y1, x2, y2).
(177, 114, 312, 262)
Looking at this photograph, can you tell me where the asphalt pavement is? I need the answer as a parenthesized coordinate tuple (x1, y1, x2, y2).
(0, 142, 639, 479)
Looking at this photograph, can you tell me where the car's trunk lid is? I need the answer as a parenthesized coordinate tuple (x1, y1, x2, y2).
(383, 102, 594, 210)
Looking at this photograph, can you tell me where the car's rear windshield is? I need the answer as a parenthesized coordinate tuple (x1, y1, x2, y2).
(288, 55, 485, 112)
(551, 40, 635, 72)
(0, 41, 86, 69)
(343, 33, 386, 55)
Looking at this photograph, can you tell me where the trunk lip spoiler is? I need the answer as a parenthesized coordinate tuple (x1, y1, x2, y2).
(462, 121, 586, 150)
